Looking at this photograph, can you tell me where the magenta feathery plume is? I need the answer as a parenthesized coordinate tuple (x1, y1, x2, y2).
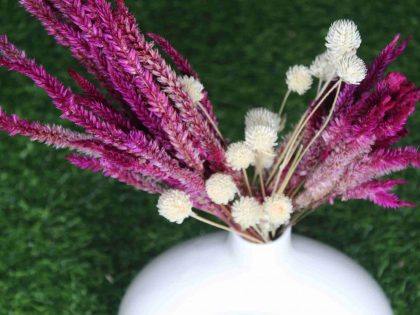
(146, 32, 220, 125)
(342, 179, 415, 208)
(146, 32, 199, 79)
(67, 154, 164, 194)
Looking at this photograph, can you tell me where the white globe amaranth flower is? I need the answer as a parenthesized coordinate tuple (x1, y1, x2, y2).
(286, 65, 313, 95)
(309, 51, 337, 81)
(157, 189, 193, 224)
(205, 173, 238, 205)
(245, 125, 278, 155)
(179, 75, 204, 103)
(245, 107, 281, 132)
(336, 54, 367, 84)
(326, 19, 361, 60)
(231, 196, 263, 229)
(226, 141, 255, 171)
(263, 193, 293, 226)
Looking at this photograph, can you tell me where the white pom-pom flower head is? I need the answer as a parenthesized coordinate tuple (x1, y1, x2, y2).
(263, 193, 294, 226)
(286, 65, 313, 95)
(336, 54, 367, 85)
(157, 189, 193, 224)
(245, 125, 278, 155)
(245, 107, 281, 132)
(326, 19, 361, 60)
(179, 75, 204, 104)
(205, 173, 238, 205)
(226, 142, 255, 171)
(231, 196, 263, 229)
(309, 51, 336, 81)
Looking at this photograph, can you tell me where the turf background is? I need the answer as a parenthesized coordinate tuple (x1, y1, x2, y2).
(0, 0, 419, 314)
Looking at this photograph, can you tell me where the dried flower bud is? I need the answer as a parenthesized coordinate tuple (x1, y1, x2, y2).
(157, 189, 193, 224)
(336, 54, 367, 85)
(245, 125, 278, 155)
(231, 196, 263, 229)
(245, 107, 281, 132)
(226, 142, 255, 171)
(263, 193, 293, 226)
(286, 65, 313, 95)
(326, 19, 361, 60)
(205, 173, 238, 205)
(179, 75, 204, 103)
(310, 51, 337, 81)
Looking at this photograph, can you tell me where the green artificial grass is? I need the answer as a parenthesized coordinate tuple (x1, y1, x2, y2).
(0, 0, 419, 314)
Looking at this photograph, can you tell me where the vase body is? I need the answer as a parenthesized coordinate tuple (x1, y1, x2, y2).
(118, 229, 392, 315)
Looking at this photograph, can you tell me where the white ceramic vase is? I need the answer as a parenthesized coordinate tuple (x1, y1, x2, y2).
(118, 228, 393, 315)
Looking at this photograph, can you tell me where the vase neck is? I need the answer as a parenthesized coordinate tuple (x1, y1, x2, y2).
(227, 227, 293, 266)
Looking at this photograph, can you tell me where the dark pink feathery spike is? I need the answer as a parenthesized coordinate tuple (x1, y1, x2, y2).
(354, 147, 420, 178)
(342, 179, 415, 208)
(101, 56, 173, 150)
(357, 35, 408, 94)
(68, 69, 135, 131)
(20, 0, 121, 102)
(294, 135, 375, 209)
(146, 32, 198, 78)
(67, 154, 165, 194)
(0, 107, 99, 156)
(145, 33, 219, 126)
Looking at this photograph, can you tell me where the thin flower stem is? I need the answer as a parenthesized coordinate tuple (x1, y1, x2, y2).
(290, 208, 313, 226)
(259, 170, 266, 198)
(317, 79, 323, 94)
(277, 144, 304, 194)
(267, 118, 306, 183)
(220, 204, 231, 217)
(272, 133, 303, 191)
(190, 213, 263, 244)
(267, 81, 339, 184)
(255, 153, 266, 198)
(316, 77, 333, 99)
(278, 89, 291, 117)
(196, 102, 224, 140)
(248, 227, 266, 243)
(290, 180, 304, 198)
(242, 168, 253, 196)
(278, 80, 342, 192)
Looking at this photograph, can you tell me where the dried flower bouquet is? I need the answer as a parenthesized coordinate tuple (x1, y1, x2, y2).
(0, 1, 419, 244)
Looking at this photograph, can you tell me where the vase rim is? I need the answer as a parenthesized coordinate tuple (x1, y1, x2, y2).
(227, 226, 293, 265)
(230, 226, 292, 246)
